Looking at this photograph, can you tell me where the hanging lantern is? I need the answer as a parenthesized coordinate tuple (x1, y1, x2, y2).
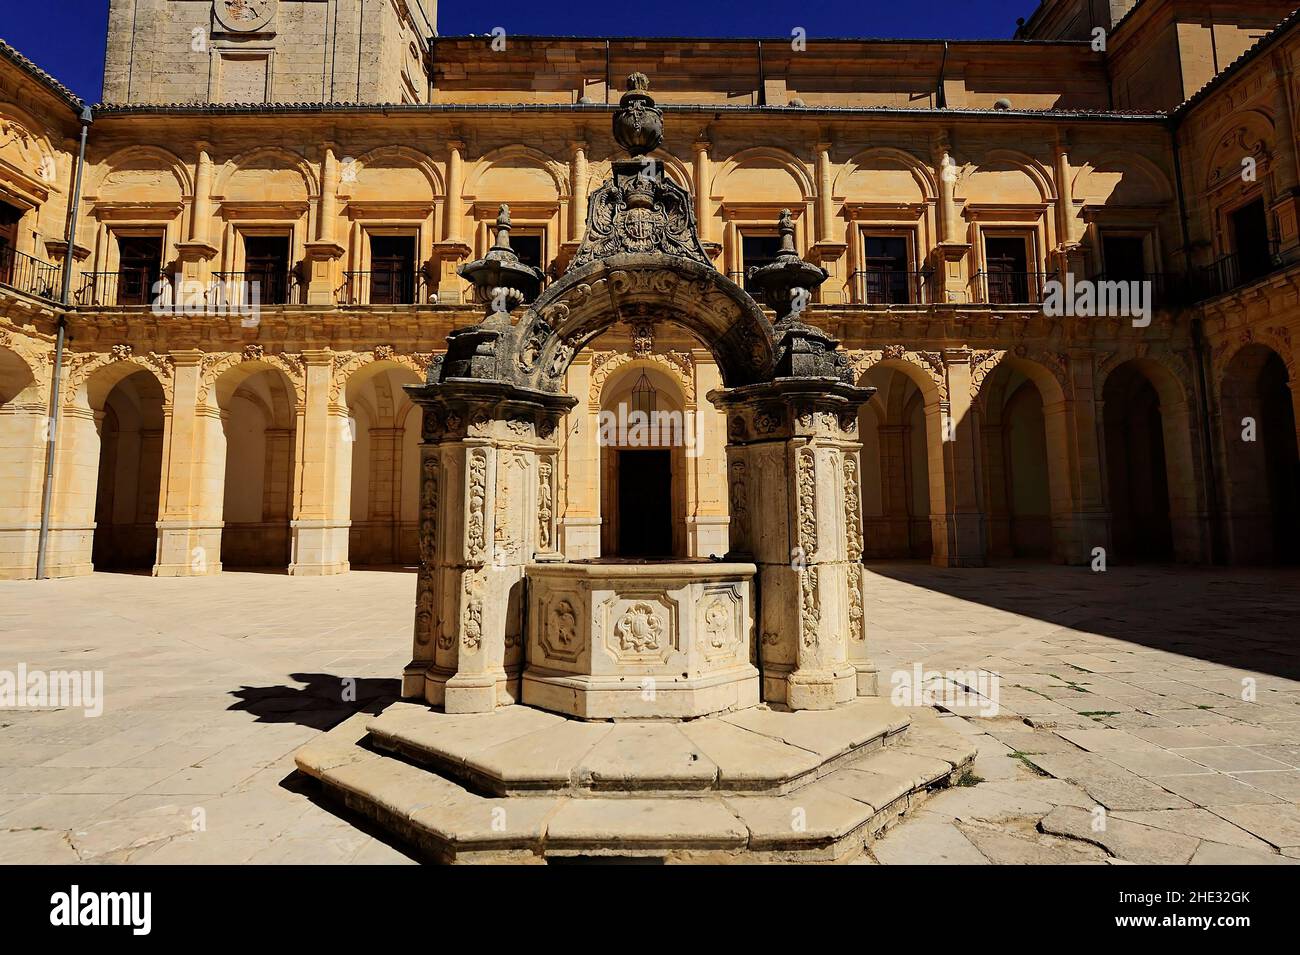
(631, 370, 657, 417)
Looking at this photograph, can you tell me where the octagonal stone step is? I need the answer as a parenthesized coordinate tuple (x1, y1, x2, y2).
(294, 707, 976, 864)
(364, 698, 912, 797)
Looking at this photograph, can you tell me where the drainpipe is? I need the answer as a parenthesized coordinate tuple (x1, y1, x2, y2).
(936, 42, 948, 109)
(35, 105, 92, 580)
(756, 40, 765, 107)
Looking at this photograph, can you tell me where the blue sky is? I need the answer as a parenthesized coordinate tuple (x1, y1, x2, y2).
(2, 0, 1043, 103)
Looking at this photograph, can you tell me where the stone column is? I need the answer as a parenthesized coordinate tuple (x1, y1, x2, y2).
(0, 379, 50, 579)
(931, 351, 987, 567)
(434, 140, 472, 303)
(711, 380, 875, 708)
(404, 381, 573, 712)
(191, 147, 213, 245)
(288, 350, 350, 575)
(815, 144, 835, 245)
(1064, 353, 1111, 564)
(302, 145, 345, 306)
(154, 351, 224, 575)
(692, 139, 714, 248)
(932, 131, 971, 304)
(569, 141, 588, 242)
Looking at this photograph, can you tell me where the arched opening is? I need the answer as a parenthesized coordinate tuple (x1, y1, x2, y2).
(597, 360, 691, 558)
(91, 370, 165, 570)
(858, 365, 933, 560)
(346, 363, 423, 566)
(0, 346, 44, 577)
(219, 367, 297, 569)
(977, 361, 1071, 561)
(1220, 345, 1300, 564)
(1104, 362, 1174, 562)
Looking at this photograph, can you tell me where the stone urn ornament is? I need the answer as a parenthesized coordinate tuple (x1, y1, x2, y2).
(457, 203, 545, 319)
(612, 73, 664, 157)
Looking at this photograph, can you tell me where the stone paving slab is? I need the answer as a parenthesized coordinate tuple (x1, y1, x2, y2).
(3, 564, 1300, 863)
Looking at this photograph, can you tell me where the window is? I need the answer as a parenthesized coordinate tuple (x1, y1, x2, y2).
(243, 235, 291, 305)
(862, 234, 913, 304)
(741, 233, 783, 293)
(511, 232, 544, 274)
(1230, 199, 1271, 283)
(0, 201, 21, 287)
(983, 235, 1032, 304)
(117, 235, 163, 307)
(369, 235, 417, 305)
(1101, 235, 1146, 282)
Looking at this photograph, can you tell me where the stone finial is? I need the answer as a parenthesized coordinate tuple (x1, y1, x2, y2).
(613, 71, 664, 157)
(493, 203, 513, 250)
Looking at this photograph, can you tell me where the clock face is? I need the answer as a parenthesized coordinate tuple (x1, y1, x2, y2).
(214, 0, 276, 33)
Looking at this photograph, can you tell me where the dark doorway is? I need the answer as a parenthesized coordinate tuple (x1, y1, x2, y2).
(512, 233, 543, 273)
(617, 449, 672, 557)
(117, 234, 163, 306)
(243, 234, 292, 304)
(1231, 199, 1272, 283)
(1104, 366, 1174, 562)
(1260, 353, 1300, 564)
(369, 235, 417, 304)
(984, 235, 1031, 304)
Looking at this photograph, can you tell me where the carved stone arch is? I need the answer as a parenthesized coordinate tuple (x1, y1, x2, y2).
(587, 350, 696, 410)
(88, 144, 194, 200)
(65, 351, 175, 409)
(1214, 328, 1297, 392)
(347, 145, 445, 198)
(462, 144, 569, 201)
(972, 350, 1069, 407)
(215, 145, 319, 201)
(1094, 347, 1195, 413)
(203, 350, 305, 412)
(832, 146, 937, 203)
(710, 146, 815, 201)
(844, 347, 948, 403)
(0, 338, 46, 405)
(333, 349, 429, 404)
(506, 255, 775, 392)
(1205, 109, 1275, 195)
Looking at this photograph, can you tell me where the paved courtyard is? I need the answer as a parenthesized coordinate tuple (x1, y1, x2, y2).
(1, 563, 1299, 864)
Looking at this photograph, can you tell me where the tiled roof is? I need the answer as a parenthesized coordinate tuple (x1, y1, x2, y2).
(0, 37, 83, 111)
(90, 101, 1167, 121)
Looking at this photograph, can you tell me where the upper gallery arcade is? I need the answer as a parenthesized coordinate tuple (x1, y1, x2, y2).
(0, 0, 1298, 580)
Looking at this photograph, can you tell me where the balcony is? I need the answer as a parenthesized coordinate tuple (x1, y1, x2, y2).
(75, 268, 161, 308)
(1196, 239, 1300, 301)
(970, 271, 1056, 306)
(0, 246, 62, 301)
(848, 268, 935, 305)
(212, 270, 300, 307)
(338, 268, 433, 306)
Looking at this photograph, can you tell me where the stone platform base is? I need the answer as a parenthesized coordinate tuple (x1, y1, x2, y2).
(294, 700, 976, 863)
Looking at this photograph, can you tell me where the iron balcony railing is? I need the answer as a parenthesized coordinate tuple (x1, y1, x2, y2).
(0, 246, 62, 301)
(337, 268, 433, 306)
(971, 270, 1056, 306)
(848, 268, 935, 305)
(76, 268, 163, 307)
(1196, 238, 1300, 301)
(1092, 271, 1190, 309)
(212, 269, 300, 306)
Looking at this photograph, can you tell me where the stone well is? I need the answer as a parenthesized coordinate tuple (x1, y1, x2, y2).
(522, 560, 759, 719)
